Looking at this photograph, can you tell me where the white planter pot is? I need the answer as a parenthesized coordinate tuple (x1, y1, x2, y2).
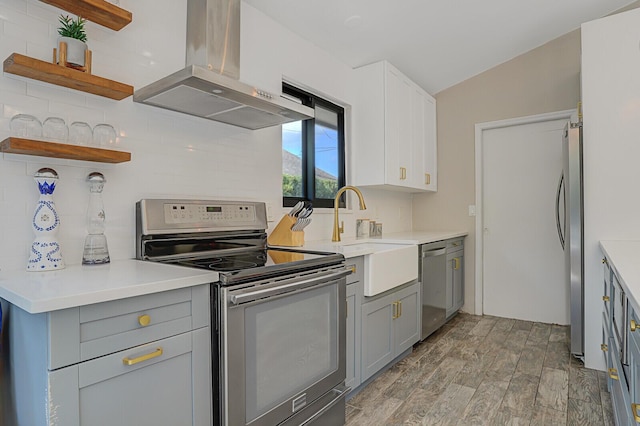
(57, 36, 87, 67)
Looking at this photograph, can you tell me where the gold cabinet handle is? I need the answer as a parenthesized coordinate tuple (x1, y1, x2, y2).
(453, 258, 460, 270)
(609, 368, 619, 380)
(632, 320, 638, 332)
(398, 300, 402, 318)
(425, 173, 431, 185)
(122, 347, 163, 366)
(632, 403, 640, 423)
(399, 167, 407, 180)
(392, 301, 399, 319)
(601, 343, 608, 352)
(602, 296, 610, 302)
(138, 314, 151, 327)
(348, 264, 356, 274)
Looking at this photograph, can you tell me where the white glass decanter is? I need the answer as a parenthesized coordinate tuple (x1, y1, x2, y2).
(27, 168, 65, 271)
(82, 172, 110, 264)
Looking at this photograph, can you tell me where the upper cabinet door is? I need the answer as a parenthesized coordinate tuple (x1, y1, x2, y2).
(423, 93, 438, 191)
(353, 60, 437, 193)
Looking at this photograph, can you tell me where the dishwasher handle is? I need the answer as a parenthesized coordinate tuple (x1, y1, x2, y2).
(422, 247, 446, 258)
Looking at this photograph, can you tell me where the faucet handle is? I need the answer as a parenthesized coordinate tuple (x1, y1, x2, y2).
(339, 220, 344, 234)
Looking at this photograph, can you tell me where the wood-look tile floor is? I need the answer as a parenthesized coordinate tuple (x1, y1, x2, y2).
(345, 313, 613, 426)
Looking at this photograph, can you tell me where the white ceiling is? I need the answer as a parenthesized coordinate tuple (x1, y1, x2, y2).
(244, 0, 637, 94)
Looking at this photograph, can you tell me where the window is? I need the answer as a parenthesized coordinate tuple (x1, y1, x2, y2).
(282, 83, 346, 208)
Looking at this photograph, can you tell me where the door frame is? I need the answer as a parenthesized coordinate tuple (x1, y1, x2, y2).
(474, 109, 575, 315)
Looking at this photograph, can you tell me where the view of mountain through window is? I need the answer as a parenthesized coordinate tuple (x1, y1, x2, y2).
(282, 85, 345, 208)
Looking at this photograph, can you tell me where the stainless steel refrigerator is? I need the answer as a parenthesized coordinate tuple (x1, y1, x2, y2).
(555, 120, 584, 359)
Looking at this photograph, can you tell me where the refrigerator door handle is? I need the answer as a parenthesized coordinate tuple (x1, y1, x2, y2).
(555, 172, 565, 250)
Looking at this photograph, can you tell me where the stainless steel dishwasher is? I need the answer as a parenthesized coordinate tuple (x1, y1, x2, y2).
(419, 241, 447, 340)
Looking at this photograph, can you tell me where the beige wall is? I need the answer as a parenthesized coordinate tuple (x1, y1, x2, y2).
(412, 30, 581, 314)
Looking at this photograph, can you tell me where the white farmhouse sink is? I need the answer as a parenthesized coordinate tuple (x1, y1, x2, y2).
(343, 242, 418, 296)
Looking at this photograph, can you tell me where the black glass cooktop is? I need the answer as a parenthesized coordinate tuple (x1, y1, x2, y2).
(167, 248, 344, 285)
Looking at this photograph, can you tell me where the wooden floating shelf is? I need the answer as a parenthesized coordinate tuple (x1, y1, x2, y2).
(0, 138, 131, 164)
(3, 53, 133, 100)
(39, 0, 132, 31)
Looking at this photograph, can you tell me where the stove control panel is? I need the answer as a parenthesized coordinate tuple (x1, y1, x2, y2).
(164, 202, 257, 225)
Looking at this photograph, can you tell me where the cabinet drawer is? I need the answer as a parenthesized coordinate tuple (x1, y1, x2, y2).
(609, 337, 634, 426)
(346, 257, 364, 285)
(47, 328, 212, 426)
(48, 285, 210, 368)
(446, 238, 464, 252)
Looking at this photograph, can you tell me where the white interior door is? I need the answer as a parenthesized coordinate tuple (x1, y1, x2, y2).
(482, 118, 568, 324)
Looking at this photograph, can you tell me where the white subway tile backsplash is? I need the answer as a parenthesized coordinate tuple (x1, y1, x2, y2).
(0, 0, 412, 272)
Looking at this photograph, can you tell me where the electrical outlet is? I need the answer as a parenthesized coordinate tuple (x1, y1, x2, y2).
(266, 203, 275, 222)
(468, 205, 476, 217)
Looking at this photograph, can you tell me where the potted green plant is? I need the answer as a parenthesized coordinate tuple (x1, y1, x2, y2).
(57, 15, 88, 68)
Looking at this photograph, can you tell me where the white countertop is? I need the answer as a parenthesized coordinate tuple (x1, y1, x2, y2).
(600, 240, 640, 314)
(298, 230, 468, 258)
(0, 260, 219, 314)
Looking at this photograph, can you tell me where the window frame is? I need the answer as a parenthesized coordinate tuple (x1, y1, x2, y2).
(282, 83, 346, 209)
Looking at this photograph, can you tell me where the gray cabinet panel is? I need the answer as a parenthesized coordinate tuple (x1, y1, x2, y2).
(394, 285, 420, 354)
(610, 337, 633, 425)
(446, 243, 464, 319)
(346, 257, 364, 285)
(48, 365, 80, 426)
(361, 281, 420, 383)
(5, 284, 212, 426)
(48, 307, 80, 369)
(361, 296, 394, 381)
(346, 280, 362, 391)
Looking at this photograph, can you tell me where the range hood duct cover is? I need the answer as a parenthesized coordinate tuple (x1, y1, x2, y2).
(133, 0, 313, 130)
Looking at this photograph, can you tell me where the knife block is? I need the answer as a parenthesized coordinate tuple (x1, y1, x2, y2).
(267, 215, 304, 247)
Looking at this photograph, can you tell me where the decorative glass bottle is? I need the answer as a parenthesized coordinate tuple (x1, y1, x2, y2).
(82, 172, 110, 264)
(27, 168, 65, 271)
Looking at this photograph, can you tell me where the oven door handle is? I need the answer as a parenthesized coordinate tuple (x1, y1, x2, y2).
(229, 269, 350, 305)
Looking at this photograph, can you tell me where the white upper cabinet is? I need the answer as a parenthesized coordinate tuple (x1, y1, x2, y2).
(353, 60, 437, 192)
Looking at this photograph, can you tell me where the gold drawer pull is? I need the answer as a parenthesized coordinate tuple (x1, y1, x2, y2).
(138, 314, 151, 327)
(632, 320, 638, 332)
(348, 265, 356, 274)
(632, 403, 640, 422)
(123, 347, 163, 366)
(453, 258, 461, 270)
(601, 343, 608, 352)
(392, 301, 399, 319)
(602, 296, 610, 302)
(609, 368, 619, 380)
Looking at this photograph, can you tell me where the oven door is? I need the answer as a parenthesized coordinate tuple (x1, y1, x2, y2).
(221, 267, 349, 426)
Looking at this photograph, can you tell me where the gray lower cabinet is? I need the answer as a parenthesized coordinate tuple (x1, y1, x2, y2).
(446, 239, 464, 319)
(361, 280, 420, 382)
(346, 257, 364, 392)
(5, 285, 212, 426)
(601, 254, 640, 425)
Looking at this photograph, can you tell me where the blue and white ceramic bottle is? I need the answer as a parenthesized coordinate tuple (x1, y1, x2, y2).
(27, 168, 65, 271)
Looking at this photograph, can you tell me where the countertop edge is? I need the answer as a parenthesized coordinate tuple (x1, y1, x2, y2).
(0, 260, 219, 314)
(296, 230, 468, 258)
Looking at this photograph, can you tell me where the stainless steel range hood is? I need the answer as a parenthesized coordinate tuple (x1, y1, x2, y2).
(133, 0, 313, 130)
